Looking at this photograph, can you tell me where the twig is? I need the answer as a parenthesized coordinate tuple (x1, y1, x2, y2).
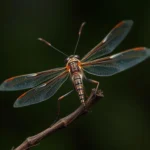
(13, 89, 104, 150)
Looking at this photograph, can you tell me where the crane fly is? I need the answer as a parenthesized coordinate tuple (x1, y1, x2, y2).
(0, 20, 150, 108)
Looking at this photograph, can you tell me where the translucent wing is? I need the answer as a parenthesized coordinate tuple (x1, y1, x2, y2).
(14, 71, 69, 107)
(81, 20, 133, 62)
(82, 47, 150, 76)
(0, 67, 66, 91)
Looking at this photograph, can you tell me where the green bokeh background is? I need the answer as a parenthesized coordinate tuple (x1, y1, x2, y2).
(1, 0, 150, 150)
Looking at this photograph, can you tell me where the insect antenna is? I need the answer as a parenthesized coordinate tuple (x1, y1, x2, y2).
(73, 22, 86, 54)
(38, 38, 69, 57)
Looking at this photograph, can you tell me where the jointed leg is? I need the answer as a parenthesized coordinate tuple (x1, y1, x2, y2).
(50, 90, 73, 126)
(51, 90, 74, 125)
(56, 90, 73, 118)
(58, 90, 74, 101)
(85, 78, 99, 93)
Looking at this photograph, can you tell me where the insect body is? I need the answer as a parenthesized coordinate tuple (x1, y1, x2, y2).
(0, 20, 150, 107)
(67, 56, 85, 104)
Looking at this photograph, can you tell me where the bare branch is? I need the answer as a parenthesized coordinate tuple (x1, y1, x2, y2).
(14, 89, 104, 150)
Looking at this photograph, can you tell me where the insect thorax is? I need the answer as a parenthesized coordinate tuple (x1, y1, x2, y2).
(68, 61, 80, 74)
(66, 56, 81, 74)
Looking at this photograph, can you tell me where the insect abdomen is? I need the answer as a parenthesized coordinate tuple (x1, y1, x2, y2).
(73, 73, 85, 103)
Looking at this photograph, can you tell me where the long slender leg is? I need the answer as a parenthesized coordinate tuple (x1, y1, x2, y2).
(52, 90, 74, 124)
(57, 90, 73, 115)
(58, 90, 74, 101)
(85, 77, 99, 93)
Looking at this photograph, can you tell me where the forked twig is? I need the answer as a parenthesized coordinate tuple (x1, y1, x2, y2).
(13, 89, 104, 150)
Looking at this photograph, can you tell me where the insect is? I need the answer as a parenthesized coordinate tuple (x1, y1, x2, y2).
(0, 20, 150, 108)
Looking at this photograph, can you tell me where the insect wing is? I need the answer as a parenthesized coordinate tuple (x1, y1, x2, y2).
(81, 20, 133, 62)
(82, 47, 150, 76)
(0, 67, 66, 91)
(14, 71, 69, 107)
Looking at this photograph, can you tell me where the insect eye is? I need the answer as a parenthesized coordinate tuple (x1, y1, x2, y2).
(75, 55, 80, 59)
(65, 57, 69, 62)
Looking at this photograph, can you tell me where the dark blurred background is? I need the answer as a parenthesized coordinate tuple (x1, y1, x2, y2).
(1, 0, 150, 150)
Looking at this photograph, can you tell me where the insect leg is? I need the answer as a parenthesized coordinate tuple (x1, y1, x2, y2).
(51, 90, 74, 125)
(58, 90, 74, 101)
(57, 90, 74, 117)
(85, 77, 99, 93)
(57, 90, 73, 113)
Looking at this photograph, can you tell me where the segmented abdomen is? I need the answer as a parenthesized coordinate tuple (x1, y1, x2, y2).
(72, 73, 84, 102)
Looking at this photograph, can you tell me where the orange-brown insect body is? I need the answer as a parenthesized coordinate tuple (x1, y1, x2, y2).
(66, 56, 85, 104)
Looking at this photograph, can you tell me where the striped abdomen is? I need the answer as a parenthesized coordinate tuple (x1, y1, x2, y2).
(67, 60, 85, 104)
(72, 73, 85, 104)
